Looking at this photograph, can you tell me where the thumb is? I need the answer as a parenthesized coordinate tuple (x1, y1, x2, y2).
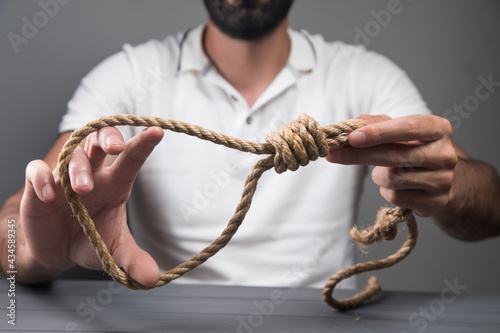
(112, 233, 160, 288)
(347, 114, 392, 147)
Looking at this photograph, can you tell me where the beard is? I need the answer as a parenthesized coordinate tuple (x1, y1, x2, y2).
(203, 0, 294, 40)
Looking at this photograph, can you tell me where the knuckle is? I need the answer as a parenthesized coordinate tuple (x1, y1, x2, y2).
(390, 194, 405, 207)
(124, 149, 145, 164)
(443, 171, 454, 190)
(85, 132, 98, 150)
(355, 114, 371, 121)
(439, 144, 458, 169)
(371, 167, 383, 186)
(380, 187, 400, 206)
(390, 167, 412, 188)
(68, 159, 90, 173)
(98, 126, 119, 137)
(402, 117, 422, 139)
(443, 155, 458, 169)
(381, 187, 422, 209)
(435, 194, 450, 210)
(433, 115, 453, 138)
(369, 123, 385, 141)
(138, 127, 163, 147)
(126, 139, 153, 162)
(25, 159, 50, 181)
(357, 114, 391, 122)
(87, 131, 98, 144)
(26, 159, 43, 174)
(429, 115, 452, 141)
(68, 155, 91, 175)
(377, 114, 392, 121)
(441, 118, 453, 138)
(434, 170, 454, 193)
(372, 167, 397, 188)
(407, 150, 425, 169)
(97, 127, 125, 152)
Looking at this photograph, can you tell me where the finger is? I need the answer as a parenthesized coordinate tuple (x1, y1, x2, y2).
(96, 126, 125, 155)
(112, 233, 160, 288)
(85, 127, 125, 169)
(326, 141, 456, 169)
(379, 187, 449, 217)
(348, 115, 452, 148)
(25, 159, 57, 203)
(84, 132, 107, 169)
(326, 143, 424, 167)
(353, 114, 391, 125)
(68, 146, 94, 195)
(372, 166, 454, 193)
(110, 127, 164, 184)
(346, 115, 390, 146)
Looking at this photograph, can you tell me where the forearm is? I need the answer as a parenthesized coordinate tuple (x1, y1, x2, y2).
(431, 156, 500, 241)
(1, 190, 69, 283)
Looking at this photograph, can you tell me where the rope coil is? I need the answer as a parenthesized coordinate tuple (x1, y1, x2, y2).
(57, 114, 418, 309)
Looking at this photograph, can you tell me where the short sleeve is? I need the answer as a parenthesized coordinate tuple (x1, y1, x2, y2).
(347, 47, 431, 118)
(58, 46, 137, 134)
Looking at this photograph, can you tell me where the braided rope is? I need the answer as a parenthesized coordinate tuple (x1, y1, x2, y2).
(57, 114, 418, 309)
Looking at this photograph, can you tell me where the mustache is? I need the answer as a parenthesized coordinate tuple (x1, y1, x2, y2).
(213, 0, 266, 10)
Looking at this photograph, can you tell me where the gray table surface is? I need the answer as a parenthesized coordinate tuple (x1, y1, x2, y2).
(0, 278, 499, 332)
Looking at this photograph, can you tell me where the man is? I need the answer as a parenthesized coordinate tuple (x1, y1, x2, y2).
(1, 0, 499, 289)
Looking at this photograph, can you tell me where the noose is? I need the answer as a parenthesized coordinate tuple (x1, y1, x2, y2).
(57, 114, 418, 309)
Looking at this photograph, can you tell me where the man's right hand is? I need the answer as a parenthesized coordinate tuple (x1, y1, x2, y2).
(15, 126, 164, 287)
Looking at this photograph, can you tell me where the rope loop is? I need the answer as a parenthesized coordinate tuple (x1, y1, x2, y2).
(57, 113, 418, 310)
(322, 207, 418, 309)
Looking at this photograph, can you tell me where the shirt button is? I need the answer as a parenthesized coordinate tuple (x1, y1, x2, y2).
(246, 116, 252, 125)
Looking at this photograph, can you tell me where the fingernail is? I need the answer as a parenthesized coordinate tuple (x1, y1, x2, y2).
(326, 148, 342, 163)
(75, 173, 91, 188)
(41, 184, 55, 201)
(105, 135, 122, 148)
(349, 131, 366, 146)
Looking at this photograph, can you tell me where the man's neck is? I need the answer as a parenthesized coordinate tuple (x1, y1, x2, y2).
(203, 19, 291, 108)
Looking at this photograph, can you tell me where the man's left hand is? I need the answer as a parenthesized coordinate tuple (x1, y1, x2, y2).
(326, 114, 458, 217)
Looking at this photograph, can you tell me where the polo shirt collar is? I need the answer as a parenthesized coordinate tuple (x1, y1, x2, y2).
(178, 24, 316, 74)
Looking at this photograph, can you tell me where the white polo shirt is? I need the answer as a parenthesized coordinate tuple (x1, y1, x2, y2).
(59, 25, 430, 288)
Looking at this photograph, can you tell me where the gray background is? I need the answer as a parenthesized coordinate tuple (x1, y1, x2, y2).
(1, 0, 499, 293)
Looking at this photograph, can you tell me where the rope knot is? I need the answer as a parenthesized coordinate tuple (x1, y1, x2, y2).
(265, 114, 329, 174)
(350, 207, 413, 246)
